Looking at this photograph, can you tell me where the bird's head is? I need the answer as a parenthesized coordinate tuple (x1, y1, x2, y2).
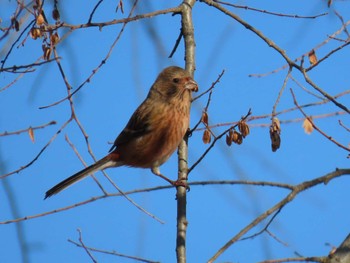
(151, 66, 198, 100)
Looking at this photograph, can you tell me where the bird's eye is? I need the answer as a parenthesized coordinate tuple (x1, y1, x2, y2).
(173, 78, 180, 83)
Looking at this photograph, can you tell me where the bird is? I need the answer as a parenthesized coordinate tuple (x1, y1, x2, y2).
(45, 66, 198, 199)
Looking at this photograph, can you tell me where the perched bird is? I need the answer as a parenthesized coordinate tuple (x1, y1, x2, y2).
(45, 66, 198, 199)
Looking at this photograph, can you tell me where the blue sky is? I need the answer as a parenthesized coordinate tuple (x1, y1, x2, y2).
(1, 1, 350, 262)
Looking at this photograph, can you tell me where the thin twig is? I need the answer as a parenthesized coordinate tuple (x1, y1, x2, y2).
(291, 89, 350, 153)
(0, 121, 56, 137)
(289, 75, 324, 100)
(0, 58, 57, 73)
(214, 0, 328, 19)
(208, 168, 350, 262)
(305, 40, 350, 72)
(39, 0, 149, 109)
(272, 67, 292, 117)
(168, 29, 183, 58)
(0, 118, 71, 179)
(87, 0, 104, 24)
(0, 19, 35, 70)
(68, 238, 160, 263)
(190, 69, 225, 134)
(339, 120, 350, 133)
(201, 0, 298, 69)
(258, 256, 326, 263)
(42, 6, 182, 32)
(249, 20, 350, 78)
(64, 134, 108, 195)
(192, 69, 225, 101)
(102, 172, 165, 224)
(0, 179, 298, 224)
(77, 229, 98, 263)
(188, 109, 251, 174)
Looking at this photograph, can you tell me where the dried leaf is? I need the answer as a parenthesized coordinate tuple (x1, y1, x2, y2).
(308, 49, 317, 65)
(201, 111, 209, 125)
(202, 129, 211, 144)
(303, 117, 314, 135)
(28, 127, 35, 143)
(238, 121, 250, 138)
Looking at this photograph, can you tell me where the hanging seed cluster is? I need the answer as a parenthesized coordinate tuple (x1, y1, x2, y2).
(201, 111, 212, 144)
(226, 120, 250, 146)
(201, 110, 251, 147)
(29, 0, 61, 60)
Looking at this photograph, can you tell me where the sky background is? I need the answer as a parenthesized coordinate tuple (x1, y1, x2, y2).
(1, 0, 350, 262)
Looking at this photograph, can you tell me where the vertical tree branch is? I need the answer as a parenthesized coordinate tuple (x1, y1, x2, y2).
(176, 1, 196, 262)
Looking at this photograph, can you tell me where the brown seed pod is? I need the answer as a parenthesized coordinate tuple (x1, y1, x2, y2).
(52, 8, 60, 21)
(202, 129, 211, 144)
(201, 111, 209, 126)
(232, 130, 243, 145)
(36, 13, 45, 25)
(226, 133, 232, 146)
(269, 127, 281, 152)
(308, 49, 317, 65)
(270, 118, 281, 152)
(302, 117, 314, 135)
(238, 120, 250, 138)
(50, 32, 60, 46)
(30, 27, 42, 39)
(271, 117, 281, 133)
(226, 129, 234, 146)
(43, 46, 52, 60)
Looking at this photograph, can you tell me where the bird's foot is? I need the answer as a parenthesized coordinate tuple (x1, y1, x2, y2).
(151, 167, 190, 190)
(171, 178, 190, 191)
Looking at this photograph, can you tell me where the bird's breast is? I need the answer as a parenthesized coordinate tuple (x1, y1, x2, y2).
(118, 100, 191, 169)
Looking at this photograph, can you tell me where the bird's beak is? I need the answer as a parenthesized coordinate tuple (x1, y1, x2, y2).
(184, 78, 198, 92)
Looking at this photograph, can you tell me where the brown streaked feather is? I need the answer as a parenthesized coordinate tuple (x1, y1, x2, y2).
(109, 105, 152, 152)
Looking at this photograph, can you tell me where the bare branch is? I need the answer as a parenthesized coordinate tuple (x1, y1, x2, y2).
(291, 89, 350, 154)
(0, 121, 56, 137)
(188, 109, 252, 174)
(214, 0, 328, 19)
(76, 229, 98, 263)
(39, 1, 148, 109)
(208, 168, 350, 262)
(176, 1, 197, 262)
(68, 238, 160, 263)
(0, 118, 71, 179)
(201, 0, 298, 69)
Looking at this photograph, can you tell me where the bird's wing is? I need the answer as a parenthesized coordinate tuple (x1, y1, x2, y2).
(109, 104, 152, 152)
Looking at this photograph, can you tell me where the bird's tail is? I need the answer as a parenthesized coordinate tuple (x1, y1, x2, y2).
(45, 155, 119, 199)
